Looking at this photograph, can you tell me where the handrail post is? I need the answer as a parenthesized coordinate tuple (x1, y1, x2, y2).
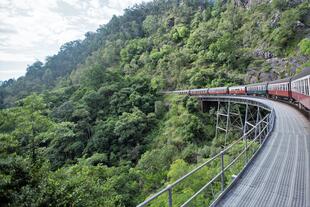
(267, 112, 272, 133)
(221, 151, 225, 191)
(255, 107, 260, 138)
(259, 120, 262, 145)
(243, 104, 249, 166)
(215, 101, 220, 139)
(168, 185, 173, 207)
(245, 135, 248, 165)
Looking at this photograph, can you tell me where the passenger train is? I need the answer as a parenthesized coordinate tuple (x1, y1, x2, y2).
(174, 67, 310, 111)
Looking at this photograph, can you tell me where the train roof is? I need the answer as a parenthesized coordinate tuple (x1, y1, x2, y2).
(190, 88, 208, 91)
(208, 86, 228, 90)
(292, 67, 310, 81)
(268, 77, 291, 84)
(246, 82, 268, 87)
(229, 85, 246, 89)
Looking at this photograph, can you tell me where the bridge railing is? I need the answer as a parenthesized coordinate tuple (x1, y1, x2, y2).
(137, 108, 275, 207)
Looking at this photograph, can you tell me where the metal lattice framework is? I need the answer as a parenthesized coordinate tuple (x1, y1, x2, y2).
(137, 96, 275, 207)
(215, 102, 244, 143)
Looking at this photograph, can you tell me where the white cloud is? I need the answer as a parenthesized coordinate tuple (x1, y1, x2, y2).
(0, 0, 152, 80)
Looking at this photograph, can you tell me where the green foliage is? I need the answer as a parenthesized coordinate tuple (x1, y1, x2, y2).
(170, 25, 189, 42)
(299, 38, 310, 56)
(0, 0, 309, 206)
(206, 32, 238, 68)
(154, 100, 167, 117)
(271, 0, 288, 10)
(136, 145, 177, 192)
(120, 38, 149, 64)
(143, 15, 159, 34)
(270, 7, 300, 48)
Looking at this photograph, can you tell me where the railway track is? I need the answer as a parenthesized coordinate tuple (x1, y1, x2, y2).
(214, 97, 310, 207)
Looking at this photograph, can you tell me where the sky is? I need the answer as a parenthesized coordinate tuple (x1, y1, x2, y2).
(0, 0, 152, 81)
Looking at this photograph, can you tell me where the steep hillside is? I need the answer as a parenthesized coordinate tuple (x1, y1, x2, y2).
(0, 0, 309, 206)
(1, 0, 309, 107)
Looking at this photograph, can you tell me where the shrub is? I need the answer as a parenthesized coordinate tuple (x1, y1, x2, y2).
(299, 38, 310, 56)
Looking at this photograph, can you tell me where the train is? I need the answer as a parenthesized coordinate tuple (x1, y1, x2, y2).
(173, 67, 310, 111)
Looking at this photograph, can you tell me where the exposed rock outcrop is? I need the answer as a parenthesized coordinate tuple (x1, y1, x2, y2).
(245, 55, 309, 83)
(234, 0, 307, 8)
(253, 49, 273, 59)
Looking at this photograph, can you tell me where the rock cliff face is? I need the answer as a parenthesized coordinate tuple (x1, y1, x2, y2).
(234, 0, 268, 8)
(234, 0, 306, 8)
(245, 55, 309, 83)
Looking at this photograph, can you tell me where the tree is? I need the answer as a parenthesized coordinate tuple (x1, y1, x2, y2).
(143, 15, 159, 34)
(206, 32, 237, 67)
(270, 8, 300, 47)
(114, 108, 153, 162)
(47, 122, 78, 169)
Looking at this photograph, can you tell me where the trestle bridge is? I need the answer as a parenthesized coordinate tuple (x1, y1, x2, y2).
(137, 96, 310, 207)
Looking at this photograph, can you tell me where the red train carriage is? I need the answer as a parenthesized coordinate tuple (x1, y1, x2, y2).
(291, 67, 310, 110)
(267, 78, 291, 99)
(189, 88, 209, 96)
(208, 87, 229, 95)
(229, 86, 246, 95)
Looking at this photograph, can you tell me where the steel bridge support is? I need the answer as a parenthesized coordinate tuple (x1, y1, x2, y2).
(215, 101, 244, 145)
(214, 101, 265, 146)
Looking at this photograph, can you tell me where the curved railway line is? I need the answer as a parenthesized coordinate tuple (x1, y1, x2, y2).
(138, 68, 310, 206)
(137, 95, 310, 207)
(212, 96, 310, 207)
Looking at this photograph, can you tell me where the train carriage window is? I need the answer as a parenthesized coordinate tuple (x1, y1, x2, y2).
(304, 79, 308, 95)
(306, 78, 309, 95)
(296, 82, 298, 92)
(308, 78, 310, 95)
(303, 80, 306, 94)
(302, 80, 305, 94)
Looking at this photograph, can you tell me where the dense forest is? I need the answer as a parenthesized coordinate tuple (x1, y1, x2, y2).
(0, 0, 310, 206)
